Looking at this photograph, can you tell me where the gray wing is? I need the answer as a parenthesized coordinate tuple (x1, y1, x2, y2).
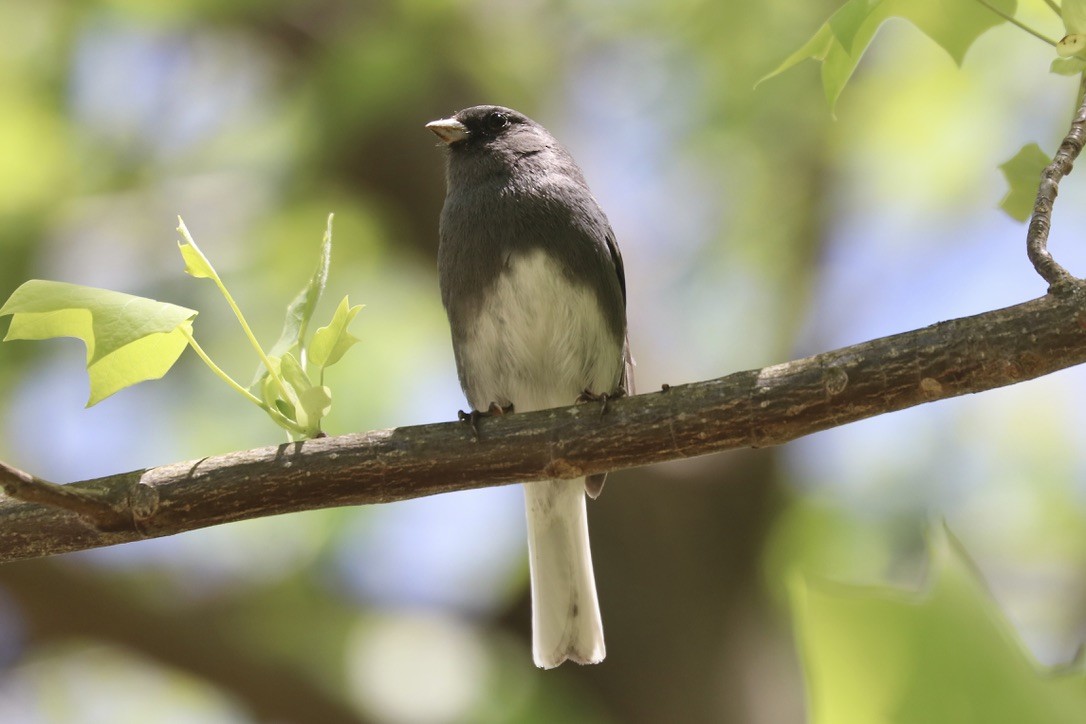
(603, 227, 633, 395)
(585, 227, 632, 500)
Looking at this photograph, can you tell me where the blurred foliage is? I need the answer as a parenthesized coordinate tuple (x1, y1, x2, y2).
(793, 526, 1086, 724)
(1, 0, 1085, 722)
(762, 0, 1018, 110)
(999, 142, 1052, 221)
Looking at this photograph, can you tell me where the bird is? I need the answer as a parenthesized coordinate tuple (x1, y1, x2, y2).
(427, 105, 631, 668)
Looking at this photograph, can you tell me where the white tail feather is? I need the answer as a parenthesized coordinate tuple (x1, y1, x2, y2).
(523, 477, 605, 668)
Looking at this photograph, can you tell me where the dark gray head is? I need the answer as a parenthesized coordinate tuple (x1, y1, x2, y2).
(427, 105, 550, 152)
(426, 105, 584, 187)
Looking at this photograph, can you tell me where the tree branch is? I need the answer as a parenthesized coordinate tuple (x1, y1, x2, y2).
(0, 461, 124, 528)
(4, 285, 1086, 563)
(1027, 83, 1086, 290)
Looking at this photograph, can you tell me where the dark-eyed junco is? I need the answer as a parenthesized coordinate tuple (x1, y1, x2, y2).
(427, 105, 631, 668)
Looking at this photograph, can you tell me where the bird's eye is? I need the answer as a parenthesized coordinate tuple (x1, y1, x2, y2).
(486, 111, 510, 132)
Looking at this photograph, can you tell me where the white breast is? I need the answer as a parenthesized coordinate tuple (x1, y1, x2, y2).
(459, 249, 623, 414)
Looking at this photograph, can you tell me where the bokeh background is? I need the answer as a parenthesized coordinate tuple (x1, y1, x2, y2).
(1, 1, 1085, 722)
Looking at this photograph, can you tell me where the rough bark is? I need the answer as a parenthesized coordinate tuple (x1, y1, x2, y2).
(3, 285, 1086, 563)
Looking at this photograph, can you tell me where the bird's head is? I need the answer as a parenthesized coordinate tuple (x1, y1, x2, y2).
(427, 105, 554, 160)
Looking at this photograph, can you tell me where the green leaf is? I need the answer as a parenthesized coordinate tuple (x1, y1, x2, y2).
(279, 352, 312, 401)
(176, 217, 217, 280)
(260, 363, 295, 421)
(0, 280, 197, 405)
(297, 385, 332, 427)
(309, 295, 363, 370)
(760, 0, 1016, 110)
(278, 352, 327, 436)
(1051, 56, 1086, 74)
(792, 525, 1086, 724)
(1064, 0, 1086, 34)
(999, 143, 1050, 221)
(253, 213, 334, 387)
(887, 0, 1018, 65)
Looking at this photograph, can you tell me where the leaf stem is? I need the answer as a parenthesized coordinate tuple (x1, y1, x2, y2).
(176, 220, 294, 405)
(181, 326, 264, 407)
(1042, 0, 1061, 16)
(181, 328, 306, 435)
(971, 0, 1058, 46)
(210, 276, 293, 402)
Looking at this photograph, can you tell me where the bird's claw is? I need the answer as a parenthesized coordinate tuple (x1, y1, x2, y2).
(458, 402, 514, 440)
(576, 387, 626, 415)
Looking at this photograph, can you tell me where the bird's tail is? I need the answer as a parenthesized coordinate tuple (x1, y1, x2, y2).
(523, 477, 605, 668)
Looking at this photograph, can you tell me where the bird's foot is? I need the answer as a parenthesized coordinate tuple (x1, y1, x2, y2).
(458, 402, 514, 440)
(576, 387, 626, 415)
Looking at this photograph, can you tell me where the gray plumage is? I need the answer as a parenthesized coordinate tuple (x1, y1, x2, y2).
(428, 105, 630, 668)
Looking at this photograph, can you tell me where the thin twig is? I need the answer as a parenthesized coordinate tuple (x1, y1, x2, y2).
(972, 0, 1058, 46)
(1026, 89, 1086, 290)
(0, 460, 124, 530)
